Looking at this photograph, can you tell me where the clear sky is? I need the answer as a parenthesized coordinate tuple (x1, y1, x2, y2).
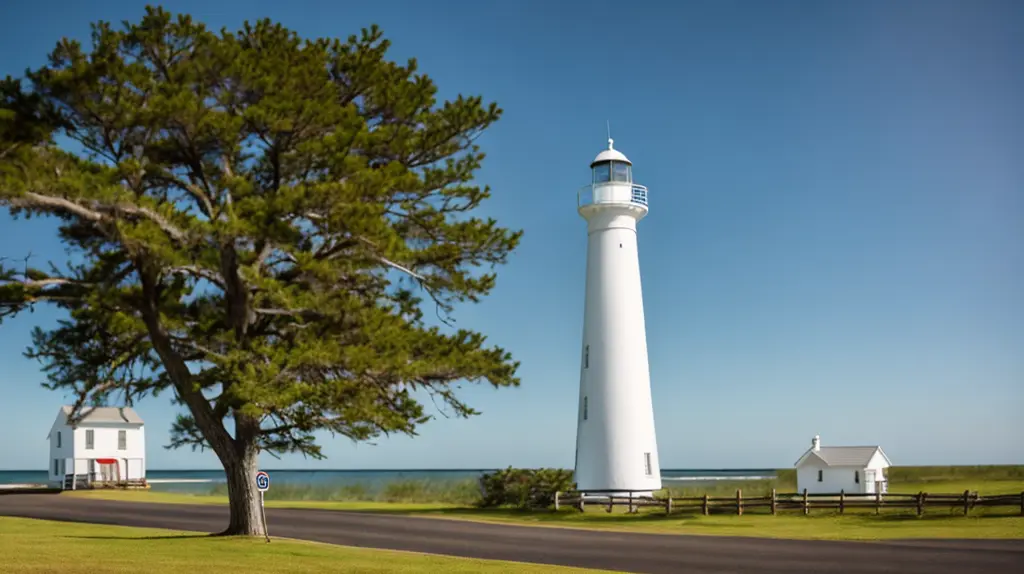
(1, 0, 1021, 471)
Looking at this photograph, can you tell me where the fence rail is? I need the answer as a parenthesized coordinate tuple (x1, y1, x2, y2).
(553, 489, 1024, 517)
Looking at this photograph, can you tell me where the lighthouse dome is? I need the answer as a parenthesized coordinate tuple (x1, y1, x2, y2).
(590, 138, 631, 167)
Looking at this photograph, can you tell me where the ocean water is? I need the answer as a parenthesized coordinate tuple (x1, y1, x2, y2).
(0, 468, 777, 493)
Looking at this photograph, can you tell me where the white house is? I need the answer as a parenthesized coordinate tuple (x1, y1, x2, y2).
(794, 435, 891, 495)
(47, 406, 146, 488)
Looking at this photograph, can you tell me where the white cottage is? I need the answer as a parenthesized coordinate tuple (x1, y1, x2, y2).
(794, 435, 891, 495)
(47, 406, 146, 489)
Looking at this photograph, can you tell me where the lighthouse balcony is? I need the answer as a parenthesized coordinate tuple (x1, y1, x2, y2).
(577, 182, 648, 210)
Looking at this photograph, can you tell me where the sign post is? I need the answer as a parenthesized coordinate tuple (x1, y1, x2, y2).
(255, 470, 270, 543)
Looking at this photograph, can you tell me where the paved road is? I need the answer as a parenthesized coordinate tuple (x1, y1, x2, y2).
(2, 493, 1022, 573)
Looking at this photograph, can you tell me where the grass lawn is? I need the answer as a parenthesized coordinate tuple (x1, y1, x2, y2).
(0, 516, 607, 574)
(65, 489, 1024, 541)
(890, 480, 1024, 496)
(429, 508, 1024, 540)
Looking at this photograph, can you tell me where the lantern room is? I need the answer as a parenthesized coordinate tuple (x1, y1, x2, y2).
(590, 138, 632, 185)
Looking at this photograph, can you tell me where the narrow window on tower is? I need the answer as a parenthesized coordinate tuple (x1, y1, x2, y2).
(644, 452, 653, 476)
(817, 470, 823, 482)
(584, 345, 589, 369)
(583, 396, 588, 421)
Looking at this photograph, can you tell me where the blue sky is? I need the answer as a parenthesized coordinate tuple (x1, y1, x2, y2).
(1, 0, 1021, 471)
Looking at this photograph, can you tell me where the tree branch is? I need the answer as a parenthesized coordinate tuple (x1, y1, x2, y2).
(9, 192, 188, 243)
(165, 265, 226, 288)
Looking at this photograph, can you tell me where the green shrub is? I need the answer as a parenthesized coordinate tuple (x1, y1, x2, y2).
(477, 467, 576, 509)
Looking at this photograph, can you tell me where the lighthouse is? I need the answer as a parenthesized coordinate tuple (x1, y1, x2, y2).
(573, 137, 662, 497)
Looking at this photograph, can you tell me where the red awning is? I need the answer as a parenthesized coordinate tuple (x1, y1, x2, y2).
(95, 458, 119, 464)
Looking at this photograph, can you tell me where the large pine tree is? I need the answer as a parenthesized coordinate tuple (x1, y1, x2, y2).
(0, 6, 521, 535)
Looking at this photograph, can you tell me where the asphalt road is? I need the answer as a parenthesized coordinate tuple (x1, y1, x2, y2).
(2, 493, 1022, 573)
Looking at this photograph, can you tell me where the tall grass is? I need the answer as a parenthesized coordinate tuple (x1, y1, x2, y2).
(659, 479, 783, 498)
(208, 478, 482, 504)
(887, 465, 1024, 484)
(658, 469, 797, 498)
(200, 466, 1023, 504)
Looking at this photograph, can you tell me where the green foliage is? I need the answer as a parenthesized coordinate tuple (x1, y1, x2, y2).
(477, 467, 576, 509)
(0, 4, 520, 480)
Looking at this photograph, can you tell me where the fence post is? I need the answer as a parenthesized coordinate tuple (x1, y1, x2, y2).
(770, 488, 777, 516)
(736, 489, 743, 516)
(802, 488, 809, 516)
(702, 493, 709, 516)
(665, 496, 672, 515)
(916, 492, 924, 517)
(963, 489, 969, 517)
(1020, 492, 1023, 516)
(875, 490, 881, 515)
(607, 495, 614, 513)
(629, 491, 635, 514)
(839, 490, 845, 515)
(554, 491, 560, 511)
(578, 494, 585, 513)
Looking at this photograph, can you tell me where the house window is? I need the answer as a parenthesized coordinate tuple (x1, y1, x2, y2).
(53, 459, 59, 475)
(644, 452, 653, 476)
(56, 431, 61, 448)
(583, 396, 588, 421)
(854, 470, 860, 484)
(85, 429, 94, 449)
(584, 345, 589, 369)
(118, 430, 127, 450)
(817, 470, 823, 482)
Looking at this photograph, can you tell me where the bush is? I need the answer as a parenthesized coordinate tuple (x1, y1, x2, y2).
(477, 467, 576, 509)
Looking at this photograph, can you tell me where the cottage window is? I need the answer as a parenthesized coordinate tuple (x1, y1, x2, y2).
(118, 430, 127, 450)
(854, 470, 860, 484)
(85, 429, 94, 449)
(56, 431, 61, 448)
(817, 469, 823, 482)
(53, 459, 59, 475)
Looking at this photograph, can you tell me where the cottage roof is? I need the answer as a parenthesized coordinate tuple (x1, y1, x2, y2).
(60, 405, 144, 425)
(795, 446, 890, 468)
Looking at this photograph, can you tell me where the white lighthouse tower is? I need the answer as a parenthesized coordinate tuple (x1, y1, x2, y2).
(573, 137, 662, 497)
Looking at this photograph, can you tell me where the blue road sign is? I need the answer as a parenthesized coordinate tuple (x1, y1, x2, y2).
(255, 470, 270, 492)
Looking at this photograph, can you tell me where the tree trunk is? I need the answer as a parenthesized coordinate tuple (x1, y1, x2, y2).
(219, 447, 265, 536)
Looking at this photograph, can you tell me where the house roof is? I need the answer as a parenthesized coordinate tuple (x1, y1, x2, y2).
(60, 405, 144, 425)
(795, 446, 890, 468)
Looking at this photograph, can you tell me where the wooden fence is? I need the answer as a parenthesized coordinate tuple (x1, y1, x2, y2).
(553, 489, 1024, 517)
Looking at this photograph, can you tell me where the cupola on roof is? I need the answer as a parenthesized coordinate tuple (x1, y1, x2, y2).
(590, 138, 631, 167)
